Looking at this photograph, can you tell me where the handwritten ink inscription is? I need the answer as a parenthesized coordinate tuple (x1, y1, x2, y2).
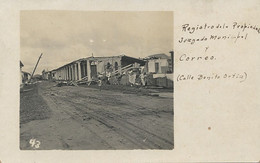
(179, 32, 248, 44)
(178, 22, 259, 45)
(181, 22, 260, 34)
(177, 22, 258, 84)
(176, 72, 247, 83)
(179, 54, 216, 62)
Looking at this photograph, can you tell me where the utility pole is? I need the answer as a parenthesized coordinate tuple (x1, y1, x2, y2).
(29, 53, 43, 83)
(169, 50, 174, 73)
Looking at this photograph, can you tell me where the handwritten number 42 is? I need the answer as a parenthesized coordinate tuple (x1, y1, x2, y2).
(29, 138, 41, 149)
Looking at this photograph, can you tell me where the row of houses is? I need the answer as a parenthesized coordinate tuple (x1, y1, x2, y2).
(42, 51, 174, 87)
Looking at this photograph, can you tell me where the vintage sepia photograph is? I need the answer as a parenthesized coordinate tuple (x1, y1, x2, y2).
(20, 11, 174, 150)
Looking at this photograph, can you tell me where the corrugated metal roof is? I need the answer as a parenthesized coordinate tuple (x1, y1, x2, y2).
(50, 55, 126, 71)
(146, 53, 170, 59)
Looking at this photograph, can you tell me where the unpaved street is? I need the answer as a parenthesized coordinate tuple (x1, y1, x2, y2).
(20, 81, 173, 150)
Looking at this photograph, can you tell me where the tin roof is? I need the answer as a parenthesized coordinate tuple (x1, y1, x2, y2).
(146, 53, 170, 59)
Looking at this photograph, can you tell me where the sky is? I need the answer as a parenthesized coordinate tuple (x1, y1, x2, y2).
(20, 11, 173, 74)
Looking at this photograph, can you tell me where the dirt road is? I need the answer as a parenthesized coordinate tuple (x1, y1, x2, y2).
(20, 81, 173, 150)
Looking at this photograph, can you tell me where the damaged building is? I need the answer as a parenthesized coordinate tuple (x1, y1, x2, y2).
(145, 53, 173, 74)
(144, 51, 174, 88)
(45, 55, 145, 82)
(42, 51, 174, 88)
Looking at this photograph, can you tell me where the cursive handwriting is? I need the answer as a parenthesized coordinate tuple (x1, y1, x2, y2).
(182, 22, 260, 34)
(179, 32, 248, 45)
(177, 72, 247, 83)
(179, 54, 216, 62)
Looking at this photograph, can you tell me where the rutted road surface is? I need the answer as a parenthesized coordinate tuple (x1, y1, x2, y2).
(20, 81, 173, 150)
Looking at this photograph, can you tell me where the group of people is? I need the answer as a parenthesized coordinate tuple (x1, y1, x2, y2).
(95, 66, 148, 90)
(128, 67, 147, 86)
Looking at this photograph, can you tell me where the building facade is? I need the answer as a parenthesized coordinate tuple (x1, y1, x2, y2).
(145, 53, 172, 74)
(48, 55, 145, 81)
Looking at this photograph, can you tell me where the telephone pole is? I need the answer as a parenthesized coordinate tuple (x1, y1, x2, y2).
(29, 53, 43, 83)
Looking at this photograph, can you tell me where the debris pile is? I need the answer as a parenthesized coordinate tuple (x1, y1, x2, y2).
(55, 81, 78, 87)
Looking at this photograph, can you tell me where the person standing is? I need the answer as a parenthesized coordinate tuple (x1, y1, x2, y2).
(98, 77, 102, 91)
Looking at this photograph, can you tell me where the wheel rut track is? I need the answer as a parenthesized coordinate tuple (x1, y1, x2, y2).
(59, 98, 153, 149)
(61, 109, 115, 149)
(41, 90, 115, 150)
(65, 93, 173, 140)
(43, 86, 173, 149)
(63, 91, 173, 123)
(61, 96, 173, 149)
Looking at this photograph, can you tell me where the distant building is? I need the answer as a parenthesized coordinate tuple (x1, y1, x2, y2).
(145, 53, 172, 74)
(42, 70, 51, 80)
(22, 71, 31, 83)
(20, 61, 31, 86)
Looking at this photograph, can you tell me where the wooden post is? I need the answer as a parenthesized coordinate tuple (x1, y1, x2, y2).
(29, 53, 43, 83)
(87, 60, 91, 81)
(78, 62, 82, 80)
